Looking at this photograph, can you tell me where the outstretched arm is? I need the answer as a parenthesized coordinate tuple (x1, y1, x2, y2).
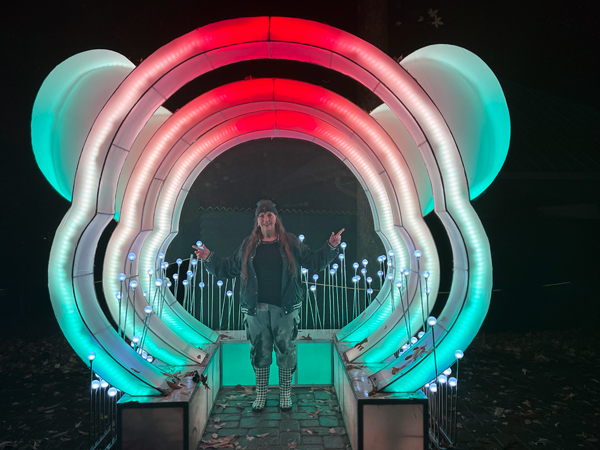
(298, 228, 344, 273)
(192, 239, 245, 279)
(328, 228, 345, 248)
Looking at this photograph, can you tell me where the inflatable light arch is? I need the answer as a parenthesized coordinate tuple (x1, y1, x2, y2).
(32, 17, 509, 396)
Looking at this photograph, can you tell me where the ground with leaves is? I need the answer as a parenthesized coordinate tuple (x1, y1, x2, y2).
(0, 329, 597, 449)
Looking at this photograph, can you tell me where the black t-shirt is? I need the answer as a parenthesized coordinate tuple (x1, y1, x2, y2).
(254, 240, 283, 307)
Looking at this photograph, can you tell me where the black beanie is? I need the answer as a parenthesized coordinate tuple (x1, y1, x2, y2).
(255, 200, 278, 219)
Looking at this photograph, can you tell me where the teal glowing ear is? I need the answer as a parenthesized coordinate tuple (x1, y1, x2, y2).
(31, 50, 172, 221)
(371, 44, 510, 215)
(31, 50, 136, 202)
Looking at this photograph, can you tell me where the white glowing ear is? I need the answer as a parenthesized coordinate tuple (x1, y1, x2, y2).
(31, 50, 135, 201)
(371, 44, 510, 215)
(31, 49, 173, 216)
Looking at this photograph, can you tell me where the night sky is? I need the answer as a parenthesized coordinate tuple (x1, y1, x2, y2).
(1, 0, 598, 335)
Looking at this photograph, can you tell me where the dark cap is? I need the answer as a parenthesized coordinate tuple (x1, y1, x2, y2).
(255, 199, 278, 219)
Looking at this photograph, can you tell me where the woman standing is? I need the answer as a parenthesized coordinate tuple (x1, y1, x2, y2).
(194, 200, 343, 411)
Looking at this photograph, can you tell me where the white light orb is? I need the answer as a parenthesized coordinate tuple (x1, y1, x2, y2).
(367, 288, 373, 294)
(444, 368, 452, 376)
(161, 262, 168, 269)
(173, 273, 178, 280)
(129, 280, 138, 289)
(144, 306, 152, 315)
(449, 377, 458, 387)
(427, 316, 437, 327)
(339, 254, 345, 260)
(299, 234, 305, 242)
(108, 387, 118, 397)
(157, 253, 164, 260)
(100, 380, 109, 389)
(217, 280, 223, 287)
(430, 382, 438, 393)
(377, 256, 384, 263)
(353, 262, 359, 269)
(117, 273, 126, 282)
(341, 242, 347, 249)
(352, 276, 360, 283)
(410, 337, 418, 344)
(155, 278, 163, 287)
(302, 268, 308, 274)
(147, 269, 153, 276)
(330, 269, 336, 276)
(387, 261, 393, 267)
(199, 282, 205, 288)
(366, 277, 372, 284)
(438, 375, 447, 384)
(310, 285, 316, 291)
(414, 250, 422, 258)
(418, 331, 425, 339)
(128, 253, 136, 261)
(377, 270, 384, 277)
(87, 352, 96, 361)
(91, 380, 100, 390)
(147, 356, 154, 363)
(455, 350, 464, 360)
(387, 273, 394, 280)
(227, 290, 233, 297)
(422, 271, 430, 279)
(141, 351, 148, 359)
(167, 281, 172, 287)
(195, 241, 202, 248)
(362, 259, 368, 266)
(361, 268, 367, 275)
(115, 292, 122, 300)
(425, 287, 431, 294)
(395, 281, 403, 289)
(132, 335, 140, 343)
(313, 274, 319, 281)
(182, 280, 188, 286)
(191, 259, 198, 267)
(176, 258, 183, 265)
(388, 250, 394, 257)
(186, 270, 193, 277)
(403, 269, 410, 276)
(332, 263, 339, 270)
(402, 344, 409, 351)
(142, 290, 147, 297)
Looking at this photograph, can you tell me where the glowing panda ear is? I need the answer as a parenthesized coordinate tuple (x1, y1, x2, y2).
(371, 44, 510, 215)
(31, 49, 171, 218)
(32, 50, 135, 202)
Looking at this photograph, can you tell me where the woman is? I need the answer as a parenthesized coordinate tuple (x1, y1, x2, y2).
(193, 200, 343, 411)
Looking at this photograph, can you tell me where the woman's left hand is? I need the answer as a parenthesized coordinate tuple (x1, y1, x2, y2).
(329, 228, 345, 247)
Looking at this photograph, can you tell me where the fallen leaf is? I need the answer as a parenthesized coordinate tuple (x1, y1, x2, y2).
(256, 433, 270, 438)
(329, 428, 336, 434)
(302, 429, 313, 434)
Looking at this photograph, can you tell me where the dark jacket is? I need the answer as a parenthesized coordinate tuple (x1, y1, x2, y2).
(205, 233, 339, 315)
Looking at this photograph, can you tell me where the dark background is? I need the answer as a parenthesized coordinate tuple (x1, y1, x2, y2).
(1, 0, 599, 338)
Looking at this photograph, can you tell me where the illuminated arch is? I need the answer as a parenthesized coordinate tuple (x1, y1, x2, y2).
(33, 17, 509, 394)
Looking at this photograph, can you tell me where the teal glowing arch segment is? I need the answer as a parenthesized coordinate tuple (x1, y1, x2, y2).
(31, 50, 135, 201)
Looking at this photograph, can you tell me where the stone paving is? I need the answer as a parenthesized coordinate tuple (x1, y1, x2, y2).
(199, 385, 351, 449)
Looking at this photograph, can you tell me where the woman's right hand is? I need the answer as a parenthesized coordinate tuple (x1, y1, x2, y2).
(193, 243, 211, 260)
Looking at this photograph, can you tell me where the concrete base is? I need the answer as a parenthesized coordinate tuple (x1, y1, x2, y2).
(117, 331, 429, 450)
(117, 344, 220, 450)
(333, 340, 429, 450)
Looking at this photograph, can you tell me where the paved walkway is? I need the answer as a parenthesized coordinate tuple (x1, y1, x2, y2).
(199, 385, 351, 449)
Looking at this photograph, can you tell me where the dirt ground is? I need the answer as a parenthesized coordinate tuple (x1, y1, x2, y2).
(0, 328, 598, 450)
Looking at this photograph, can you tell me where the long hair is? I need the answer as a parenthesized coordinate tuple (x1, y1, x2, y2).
(241, 217, 296, 284)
